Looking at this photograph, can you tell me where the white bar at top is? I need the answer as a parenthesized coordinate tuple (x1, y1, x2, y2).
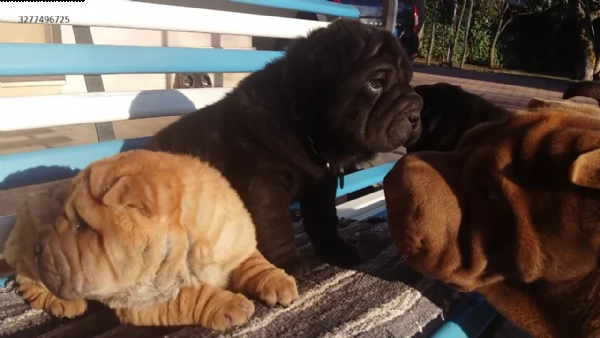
(0, 1, 329, 39)
(0, 88, 233, 132)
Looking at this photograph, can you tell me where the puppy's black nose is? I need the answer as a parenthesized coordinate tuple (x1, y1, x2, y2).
(34, 242, 42, 258)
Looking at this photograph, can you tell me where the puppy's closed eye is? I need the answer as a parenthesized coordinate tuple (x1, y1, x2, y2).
(73, 212, 91, 234)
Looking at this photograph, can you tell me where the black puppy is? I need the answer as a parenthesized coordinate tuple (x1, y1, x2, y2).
(563, 80, 600, 106)
(146, 19, 422, 277)
(407, 82, 510, 152)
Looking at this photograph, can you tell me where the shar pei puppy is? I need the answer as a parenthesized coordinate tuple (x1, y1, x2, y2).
(408, 81, 600, 154)
(383, 90, 600, 337)
(146, 19, 423, 277)
(407, 82, 511, 153)
(563, 80, 600, 106)
(1, 150, 297, 331)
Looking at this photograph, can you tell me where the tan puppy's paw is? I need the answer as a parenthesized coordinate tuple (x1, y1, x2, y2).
(207, 292, 255, 331)
(230, 250, 299, 308)
(45, 297, 88, 319)
(255, 268, 298, 307)
(17, 275, 87, 318)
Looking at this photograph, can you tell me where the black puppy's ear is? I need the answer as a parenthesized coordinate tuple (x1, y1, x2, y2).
(308, 35, 365, 75)
(304, 20, 366, 74)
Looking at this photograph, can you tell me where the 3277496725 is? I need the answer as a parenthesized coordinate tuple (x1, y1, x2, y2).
(18, 16, 70, 24)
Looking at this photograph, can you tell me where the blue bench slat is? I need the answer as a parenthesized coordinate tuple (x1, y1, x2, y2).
(0, 137, 392, 195)
(0, 138, 149, 190)
(336, 162, 392, 198)
(430, 295, 498, 338)
(0, 44, 283, 77)
(231, 0, 360, 18)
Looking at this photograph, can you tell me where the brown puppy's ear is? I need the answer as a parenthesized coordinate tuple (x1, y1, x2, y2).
(527, 97, 600, 118)
(570, 148, 600, 189)
(102, 175, 159, 217)
(527, 97, 549, 110)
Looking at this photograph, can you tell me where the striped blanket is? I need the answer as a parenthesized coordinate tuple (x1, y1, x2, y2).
(0, 217, 487, 338)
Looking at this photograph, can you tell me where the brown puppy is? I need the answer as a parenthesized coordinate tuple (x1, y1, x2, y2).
(384, 108, 600, 337)
(528, 97, 600, 118)
(407, 83, 511, 153)
(1, 150, 297, 331)
(146, 19, 422, 277)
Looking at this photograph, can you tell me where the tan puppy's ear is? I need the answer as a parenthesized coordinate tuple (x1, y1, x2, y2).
(88, 160, 119, 199)
(570, 148, 600, 189)
(102, 175, 159, 216)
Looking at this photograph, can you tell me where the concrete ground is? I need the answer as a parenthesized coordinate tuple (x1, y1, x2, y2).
(1, 65, 596, 216)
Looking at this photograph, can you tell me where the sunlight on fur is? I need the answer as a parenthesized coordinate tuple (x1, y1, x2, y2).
(0, 149, 298, 331)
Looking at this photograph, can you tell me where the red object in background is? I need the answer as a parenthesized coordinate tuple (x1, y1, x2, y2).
(412, 4, 418, 31)
(333, 0, 341, 2)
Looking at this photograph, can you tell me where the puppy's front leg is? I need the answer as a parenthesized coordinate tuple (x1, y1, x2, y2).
(115, 284, 255, 331)
(16, 273, 88, 318)
(230, 250, 298, 307)
(476, 282, 558, 338)
(246, 183, 310, 278)
(299, 173, 360, 267)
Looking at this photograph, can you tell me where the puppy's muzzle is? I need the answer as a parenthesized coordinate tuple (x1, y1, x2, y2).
(400, 92, 423, 147)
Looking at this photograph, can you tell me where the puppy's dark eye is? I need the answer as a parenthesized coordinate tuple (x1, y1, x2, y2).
(73, 213, 90, 233)
(367, 71, 386, 90)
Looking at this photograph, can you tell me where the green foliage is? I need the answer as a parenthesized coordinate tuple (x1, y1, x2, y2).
(420, 0, 496, 66)
(419, 0, 587, 77)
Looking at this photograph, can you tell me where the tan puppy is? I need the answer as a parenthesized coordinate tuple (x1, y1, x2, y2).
(383, 107, 600, 337)
(1, 150, 298, 331)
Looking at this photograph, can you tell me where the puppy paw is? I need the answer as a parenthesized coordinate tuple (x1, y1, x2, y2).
(45, 297, 88, 318)
(276, 256, 311, 278)
(256, 269, 298, 307)
(314, 239, 361, 268)
(17, 277, 87, 318)
(207, 293, 255, 331)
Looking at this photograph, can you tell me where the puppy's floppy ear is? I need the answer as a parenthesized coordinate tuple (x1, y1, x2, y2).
(527, 97, 600, 118)
(570, 148, 600, 189)
(87, 159, 159, 216)
(88, 160, 120, 200)
(310, 36, 364, 75)
(101, 175, 159, 216)
(305, 20, 365, 75)
(527, 97, 549, 110)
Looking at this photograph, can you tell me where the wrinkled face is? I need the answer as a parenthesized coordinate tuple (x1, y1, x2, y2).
(284, 19, 422, 163)
(384, 111, 600, 292)
(35, 151, 181, 301)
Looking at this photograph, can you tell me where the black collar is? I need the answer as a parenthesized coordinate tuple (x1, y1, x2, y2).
(281, 72, 345, 189)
